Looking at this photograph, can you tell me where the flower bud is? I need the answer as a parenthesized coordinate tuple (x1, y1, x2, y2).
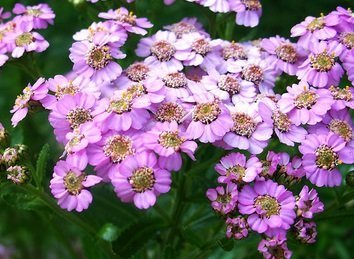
(6, 165, 30, 184)
(346, 171, 354, 187)
(2, 147, 19, 166)
(0, 124, 9, 148)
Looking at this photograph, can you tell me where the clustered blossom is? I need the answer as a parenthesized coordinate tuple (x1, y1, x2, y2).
(5, 2, 354, 258)
(0, 3, 54, 67)
(87, 0, 263, 27)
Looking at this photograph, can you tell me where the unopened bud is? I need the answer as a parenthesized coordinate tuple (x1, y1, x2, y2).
(3, 147, 19, 166)
(0, 124, 9, 148)
(346, 171, 354, 187)
(6, 165, 30, 184)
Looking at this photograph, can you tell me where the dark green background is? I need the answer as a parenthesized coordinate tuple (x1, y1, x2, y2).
(0, 0, 354, 258)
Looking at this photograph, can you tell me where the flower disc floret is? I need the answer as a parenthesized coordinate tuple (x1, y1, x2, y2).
(150, 40, 176, 61)
(242, 64, 264, 85)
(87, 45, 112, 70)
(231, 113, 257, 138)
(310, 51, 335, 72)
(294, 90, 317, 109)
(103, 135, 134, 163)
(129, 167, 156, 193)
(193, 102, 221, 124)
(315, 145, 340, 170)
(66, 108, 92, 129)
(275, 44, 298, 63)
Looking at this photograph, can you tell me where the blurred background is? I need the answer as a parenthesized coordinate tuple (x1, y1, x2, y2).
(0, 0, 354, 258)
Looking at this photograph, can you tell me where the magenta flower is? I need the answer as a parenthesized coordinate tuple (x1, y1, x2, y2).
(11, 78, 47, 127)
(69, 32, 125, 84)
(50, 160, 101, 212)
(329, 85, 354, 110)
(258, 101, 307, 146)
(309, 108, 353, 144)
(261, 36, 306, 75)
(201, 70, 256, 103)
(328, 7, 354, 32)
(98, 7, 153, 35)
(86, 130, 142, 181)
(64, 122, 102, 169)
(175, 32, 220, 69)
(238, 180, 296, 233)
(144, 121, 197, 171)
(258, 237, 292, 259)
(215, 152, 262, 184)
(223, 102, 273, 154)
(296, 41, 344, 88)
(294, 220, 317, 244)
(164, 18, 206, 39)
(278, 82, 333, 126)
(136, 30, 183, 71)
(300, 133, 354, 187)
(291, 14, 339, 49)
(154, 101, 187, 124)
(206, 183, 238, 215)
(48, 93, 101, 143)
(0, 7, 11, 22)
(230, 0, 262, 27)
(296, 186, 324, 219)
(5, 21, 49, 58)
(226, 216, 249, 240)
(94, 90, 150, 132)
(110, 151, 172, 209)
(186, 94, 233, 143)
(13, 3, 55, 29)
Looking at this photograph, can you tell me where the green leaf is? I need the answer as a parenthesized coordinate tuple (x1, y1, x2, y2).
(98, 223, 120, 242)
(112, 217, 167, 257)
(217, 237, 234, 252)
(181, 227, 204, 248)
(35, 144, 50, 187)
(163, 245, 176, 259)
(0, 183, 46, 211)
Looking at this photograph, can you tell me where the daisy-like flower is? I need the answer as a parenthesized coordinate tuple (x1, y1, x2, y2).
(48, 93, 101, 143)
(261, 36, 306, 75)
(136, 30, 183, 71)
(86, 130, 142, 181)
(294, 220, 317, 244)
(230, 0, 262, 27)
(144, 121, 197, 171)
(50, 160, 102, 212)
(11, 78, 47, 127)
(223, 102, 273, 154)
(326, 7, 354, 34)
(215, 152, 262, 184)
(309, 108, 353, 144)
(175, 32, 220, 69)
(291, 13, 339, 49)
(201, 70, 256, 103)
(164, 18, 205, 39)
(154, 101, 187, 124)
(296, 41, 344, 88)
(238, 180, 296, 233)
(4, 21, 49, 58)
(226, 216, 249, 240)
(98, 7, 153, 35)
(186, 94, 233, 143)
(258, 101, 307, 146)
(122, 62, 151, 83)
(227, 58, 277, 94)
(278, 82, 333, 126)
(343, 55, 354, 85)
(13, 3, 55, 29)
(329, 85, 354, 110)
(258, 237, 292, 259)
(299, 133, 354, 187)
(69, 32, 126, 84)
(110, 151, 172, 209)
(335, 32, 354, 61)
(42, 75, 100, 109)
(296, 186, 324, 219)
(64, 122, 102, 169)
(206, 183, 238, 215)
(94, 89, 150, 132)
(258, 151, 281, 179)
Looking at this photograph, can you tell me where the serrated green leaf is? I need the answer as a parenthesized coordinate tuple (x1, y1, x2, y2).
(35, 144, 50, 187)
(112, 217, 167, 257)
(98, 223, 120, 242)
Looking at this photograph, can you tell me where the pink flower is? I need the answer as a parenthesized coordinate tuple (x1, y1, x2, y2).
(50, 160, 101, 212)
(13, 3, 55, 29)
(238, 180, 296, 233)
(110, 151, 172, 209)
(296, 186, 324, 219)
(144, 121, 197, 171)
(11, 78, 47, 127)
(230, 0, 262, 27)
(206, 183, 238, 215)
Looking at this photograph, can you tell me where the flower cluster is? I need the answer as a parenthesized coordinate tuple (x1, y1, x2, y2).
(0, 3, 54, 67)
(7, 2, 354, 258)
(0, 123, 30, 185)
(87, 0, 263, 27)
